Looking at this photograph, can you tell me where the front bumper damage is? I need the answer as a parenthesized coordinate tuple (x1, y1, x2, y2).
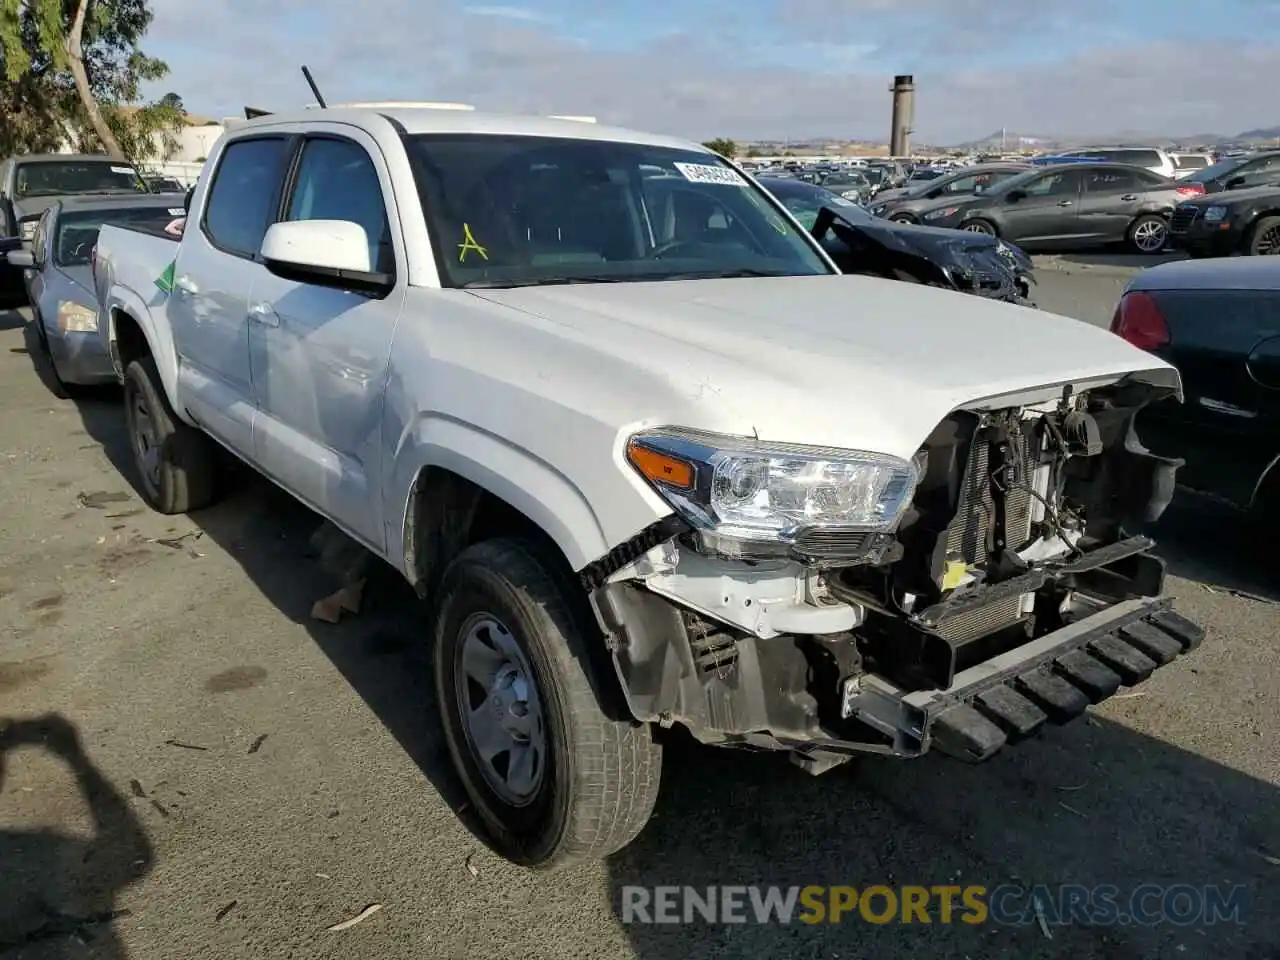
(589, 529, 1204, 771)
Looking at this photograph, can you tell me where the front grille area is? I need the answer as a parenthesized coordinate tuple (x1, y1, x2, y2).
(944, 430, 1036, 565)
(1168, 205, 1199, 234)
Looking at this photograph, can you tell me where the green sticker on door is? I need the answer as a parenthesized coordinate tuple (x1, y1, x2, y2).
(155, 260, 175, 294)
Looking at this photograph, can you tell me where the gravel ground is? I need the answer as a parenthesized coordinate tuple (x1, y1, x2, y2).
(0, 258, 1276, 960)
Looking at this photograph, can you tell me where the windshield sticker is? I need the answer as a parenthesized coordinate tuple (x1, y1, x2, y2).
(168, 207, 185, 216)
(674, 162, 747, 187)
(110, 165, 134, 175)
(457, 223, 488, 262)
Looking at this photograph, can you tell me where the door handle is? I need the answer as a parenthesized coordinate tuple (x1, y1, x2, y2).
(248, 302, 280, 327)
(1057, 200, 1074, 207)
(1121, 194, 1138, 201)
(173, 274, 198, 295)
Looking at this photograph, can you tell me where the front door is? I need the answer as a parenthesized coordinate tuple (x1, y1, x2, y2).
(168, 135, 293, 455)
(247, 130, 406, 550)
(1001, 168, 1085, 246)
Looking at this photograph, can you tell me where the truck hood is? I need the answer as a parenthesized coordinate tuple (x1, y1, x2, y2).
(467, 274, 1178, 462)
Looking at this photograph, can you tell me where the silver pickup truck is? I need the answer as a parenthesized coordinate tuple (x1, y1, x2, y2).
(92, 104, 1204, 869)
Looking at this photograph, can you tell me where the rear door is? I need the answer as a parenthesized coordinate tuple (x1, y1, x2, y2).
(1076, 166, 1145, 242)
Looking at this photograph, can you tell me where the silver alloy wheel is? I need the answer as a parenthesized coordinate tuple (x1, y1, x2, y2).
(1133, 218, 1167, 252)
(962, 222, 993, 233)
(1257, 224, 1280, 255)
(455, 614, 546, 806)
(128, 389, 162, 496)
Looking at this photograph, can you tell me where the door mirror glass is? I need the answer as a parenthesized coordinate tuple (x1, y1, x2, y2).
(260, 219, 392, 294)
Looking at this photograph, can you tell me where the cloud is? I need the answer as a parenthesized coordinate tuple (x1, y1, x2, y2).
(141, 0, 1280, 144)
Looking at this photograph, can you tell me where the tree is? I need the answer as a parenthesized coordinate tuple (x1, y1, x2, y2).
(0, 0, 183, 163)
(702, 138, 738, 158)
(158, 90, 182, 111)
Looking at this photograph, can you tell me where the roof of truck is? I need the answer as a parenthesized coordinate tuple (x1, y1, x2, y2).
(235, 105, 706, 152)
(11, 154, 138, 165)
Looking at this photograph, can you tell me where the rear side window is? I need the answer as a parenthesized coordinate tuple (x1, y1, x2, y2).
(285, 138, 393, 274)
(1114, 149, 1162, 167)
(1175, 155, 1208, 170)
(1085, 168, 1141, 192)
(202, 137, 291, 257)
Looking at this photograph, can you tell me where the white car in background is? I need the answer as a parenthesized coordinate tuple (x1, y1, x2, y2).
(1171, 152, 1216, 179)
(1067, 147, 1178, 179)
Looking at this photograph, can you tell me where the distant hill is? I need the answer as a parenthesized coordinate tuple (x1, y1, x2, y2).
(1235, 126, 1280, 141)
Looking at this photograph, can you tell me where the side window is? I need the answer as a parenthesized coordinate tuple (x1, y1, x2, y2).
(1024, 169, 1083, 197)
(202, 137, 290, 258)
(1252, 155, 1280, 173)
(285, 138, 392, 273)
(1085, 168, 1139, 193)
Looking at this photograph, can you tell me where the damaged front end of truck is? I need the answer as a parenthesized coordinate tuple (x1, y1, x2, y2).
(585, 375, 1205, 772)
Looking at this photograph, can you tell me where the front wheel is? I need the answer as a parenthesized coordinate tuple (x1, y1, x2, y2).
(961, 218, 997, 236)
(1246, 215, 1280, 256)
(433, 538, 662, 869)
(1128, 214, 1168, 254)
(123, 355, 219, 514)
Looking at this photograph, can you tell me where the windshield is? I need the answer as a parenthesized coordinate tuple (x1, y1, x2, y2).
(401, 134, 832, 287)
(15, 161, 146, 199)
(53, 206, 180, 266)
(1188, 156, 1248, 182)
(759, 179, 875, 230)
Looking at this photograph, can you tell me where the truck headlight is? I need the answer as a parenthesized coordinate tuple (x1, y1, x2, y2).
(1203, 206, 1227, 222)
(57, 301, 98, 333)
(626, 428, 918, 558)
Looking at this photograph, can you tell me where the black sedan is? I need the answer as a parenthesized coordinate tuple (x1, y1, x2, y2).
(868, 163, 1032, 222)
(759, 176, 1034, 303)
(1180, 151, 1280, 195)
(1166, 183, 1280, 258)
(912, 162, 1201, 254)
(1115, 256, 1280, 513)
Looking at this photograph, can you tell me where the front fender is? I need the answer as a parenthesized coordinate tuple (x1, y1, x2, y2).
(387, 415, 615, 576)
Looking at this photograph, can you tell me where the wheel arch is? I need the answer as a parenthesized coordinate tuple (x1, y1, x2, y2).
(393, 423, 613, 599)
(105, 294, 185, 421)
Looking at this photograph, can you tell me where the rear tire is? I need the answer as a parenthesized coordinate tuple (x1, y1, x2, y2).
(433, 537, 662, 869)
(1246, 215, 1280, 256)
(123, 355, 219, 514)
(1127, 214, 1168, 254)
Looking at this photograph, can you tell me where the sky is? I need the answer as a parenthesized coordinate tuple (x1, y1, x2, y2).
(141, 0, 1280, 144)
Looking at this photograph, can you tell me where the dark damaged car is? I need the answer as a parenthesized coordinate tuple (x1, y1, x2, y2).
(761, 175, 1035, 304)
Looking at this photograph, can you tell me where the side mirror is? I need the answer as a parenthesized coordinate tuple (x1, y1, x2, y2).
(7, 249, 34, 268)
(1226, 175, 1246, 189)
(260, 219, 392, 295)
(926, 187, 942, 199)
(1006, 189, 1026, 203)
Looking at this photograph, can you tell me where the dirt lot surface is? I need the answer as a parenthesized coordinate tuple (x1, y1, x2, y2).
(1, 259, 1277, 959)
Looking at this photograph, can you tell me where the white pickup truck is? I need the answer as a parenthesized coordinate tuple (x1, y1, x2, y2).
(93, 104, 1204, 869)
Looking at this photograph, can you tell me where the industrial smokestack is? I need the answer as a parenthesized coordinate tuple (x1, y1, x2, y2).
(890, 74, 915, 157)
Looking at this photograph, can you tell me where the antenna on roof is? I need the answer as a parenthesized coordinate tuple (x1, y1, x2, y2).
(301, 65, 327, 109)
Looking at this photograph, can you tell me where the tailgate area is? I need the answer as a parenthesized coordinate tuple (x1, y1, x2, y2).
(845, 597, 1204, 762)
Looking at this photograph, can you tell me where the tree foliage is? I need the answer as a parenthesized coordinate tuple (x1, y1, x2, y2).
(0, 0, 182, 163)
(702, 138, 738, 158)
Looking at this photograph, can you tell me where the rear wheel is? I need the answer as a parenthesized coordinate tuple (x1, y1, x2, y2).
(961, 218, 997, 236)
(123, 355, 219, 514)
(1127, 214, 1168, 254)
(1246, 215, 1280, 256)
(433, 537, 662, 868)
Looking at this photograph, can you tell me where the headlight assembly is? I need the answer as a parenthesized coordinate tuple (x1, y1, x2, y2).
(57, 301, 98, 333)
(1203, 206, 1227, 222)
(923, 206, 960, 221)
(626, 428, 919, 560)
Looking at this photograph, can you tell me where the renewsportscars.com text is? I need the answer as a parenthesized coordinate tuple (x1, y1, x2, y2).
(619, 884, 1248, 927)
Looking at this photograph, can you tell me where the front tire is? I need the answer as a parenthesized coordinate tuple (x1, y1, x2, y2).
(32, 313, 74, 400)
(961, 218, 997, 236)
(433, 538, 662, 869)
(1246, 215, 1280, 256)
(123, 355, 218, 514)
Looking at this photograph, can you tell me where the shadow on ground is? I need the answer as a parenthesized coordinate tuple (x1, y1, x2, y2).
(58, 329, 1278, 960)
(0, 713, 153, 958)
(1051, 250, 1188, 271)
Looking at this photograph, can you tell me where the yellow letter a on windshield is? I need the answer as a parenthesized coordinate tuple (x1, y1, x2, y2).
(458, 223, 488, 262)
